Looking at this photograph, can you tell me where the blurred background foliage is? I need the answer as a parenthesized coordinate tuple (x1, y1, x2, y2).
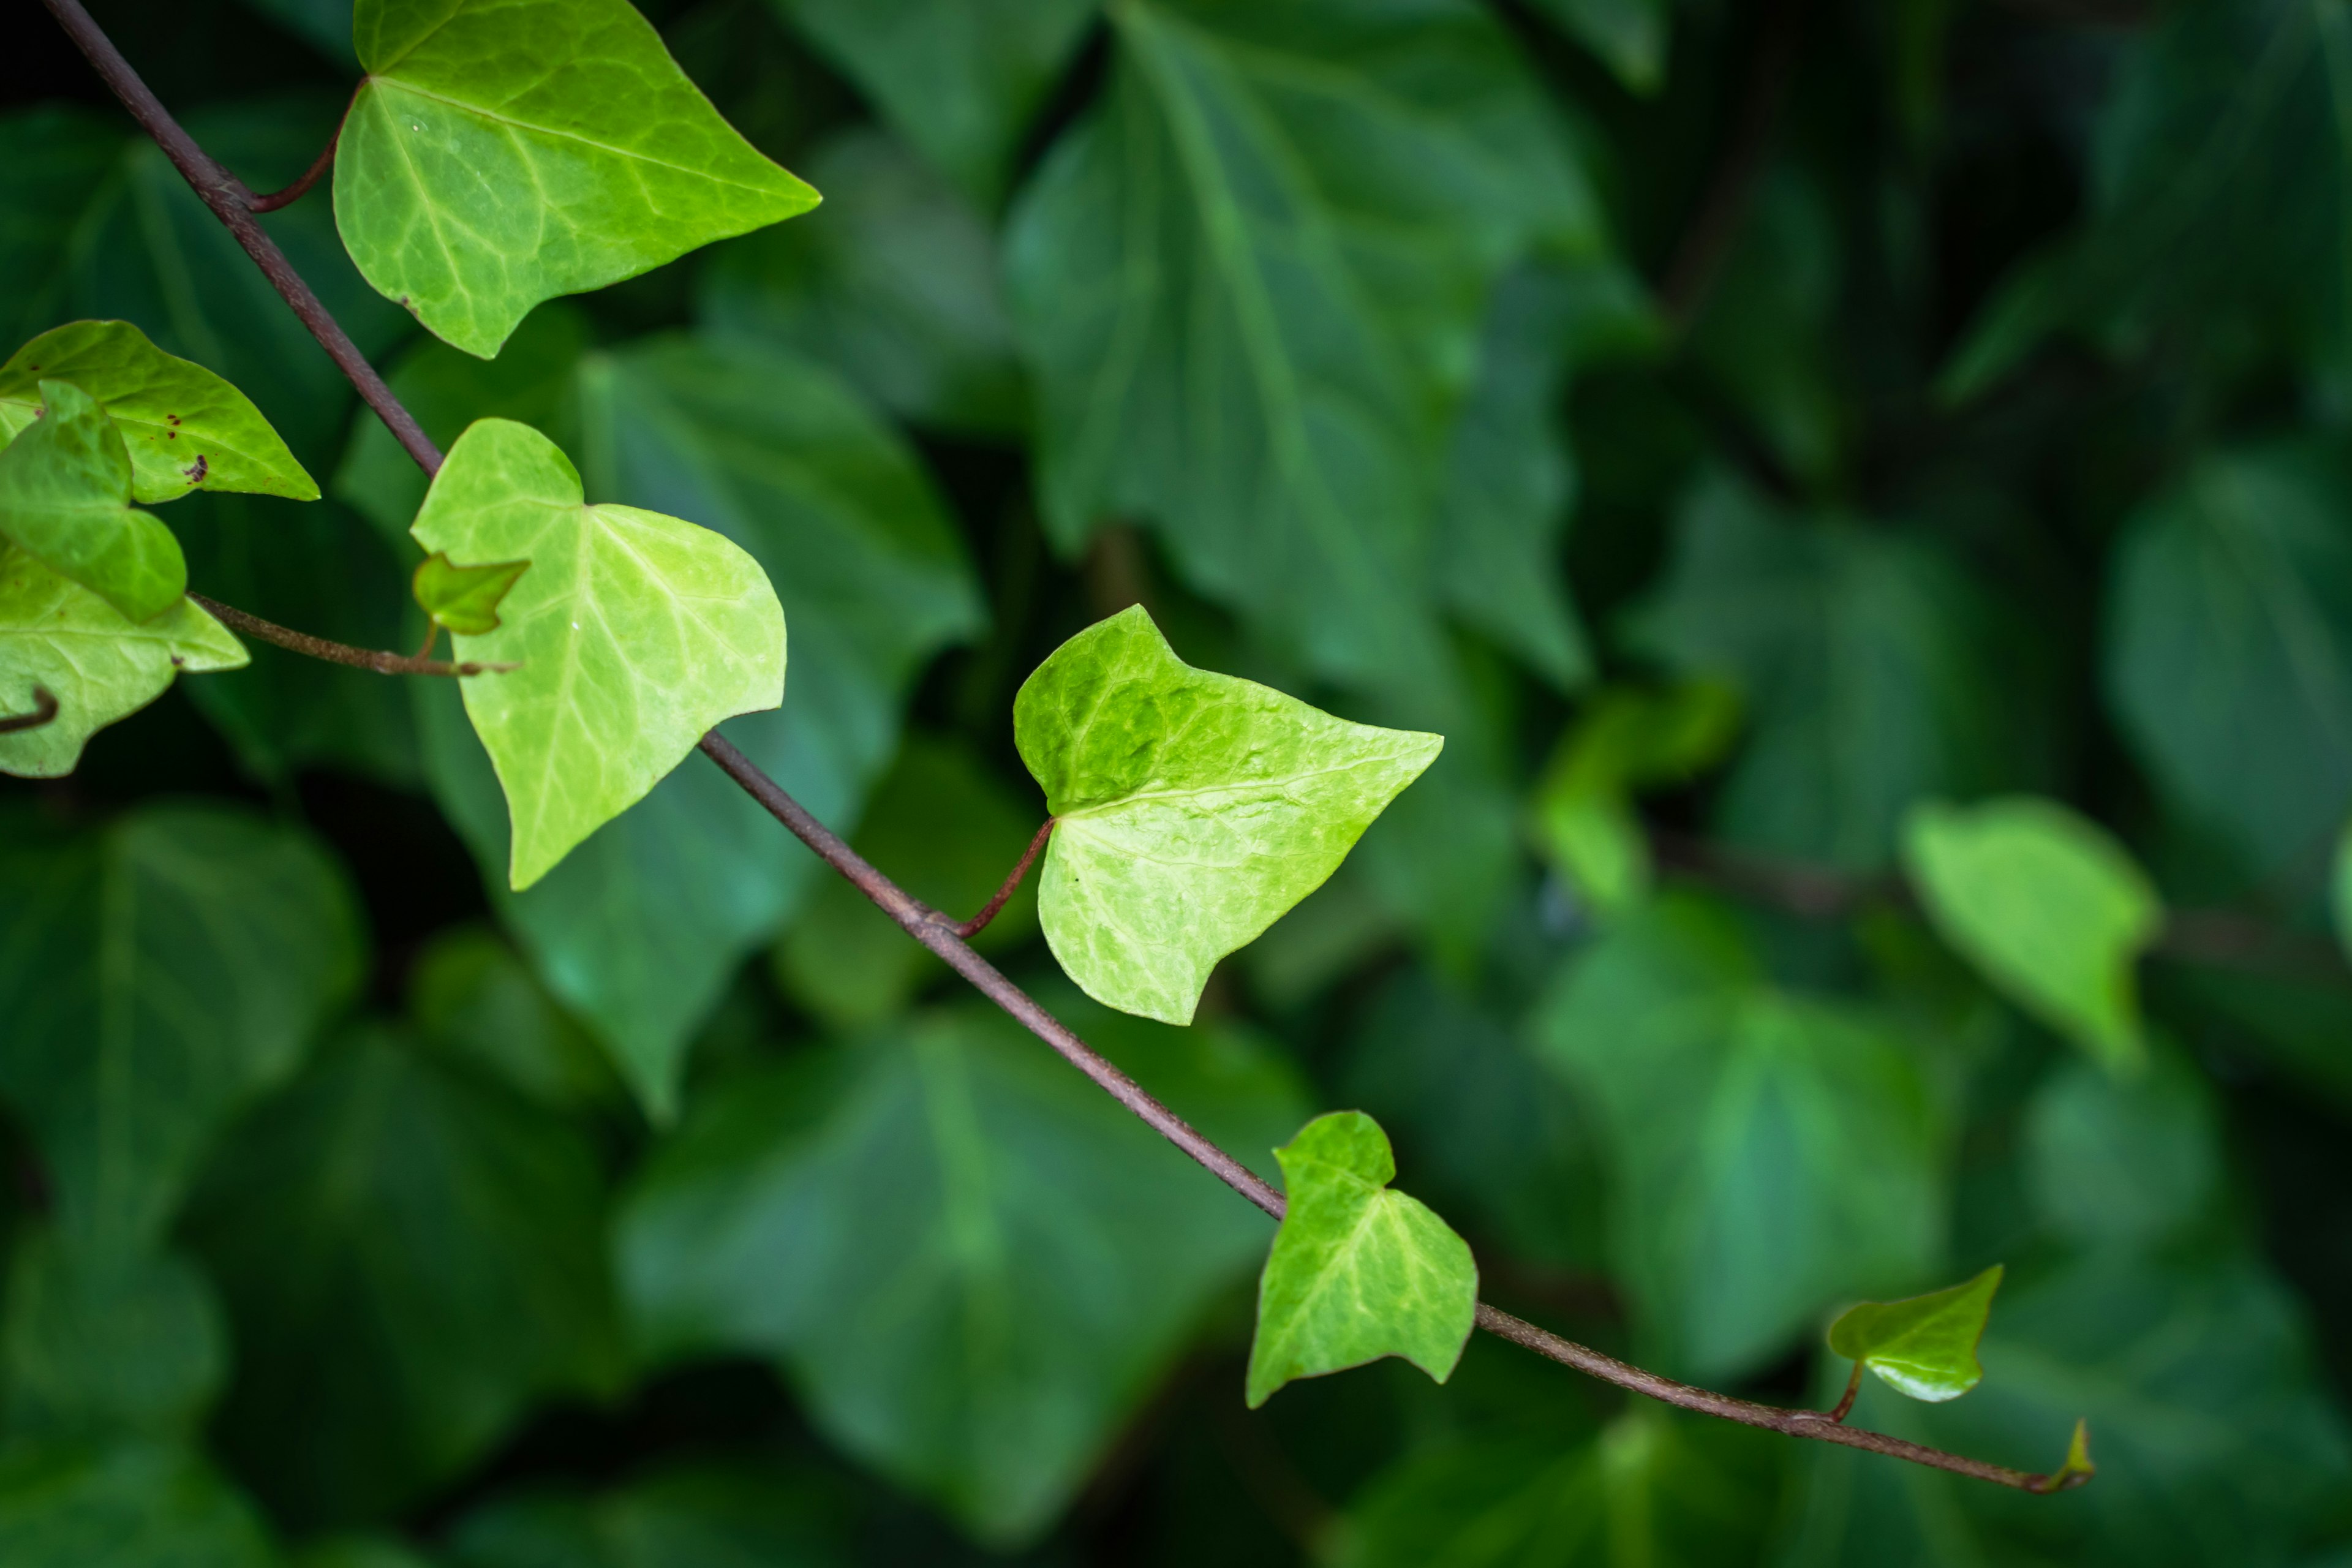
(2, 0, 2351, 1562)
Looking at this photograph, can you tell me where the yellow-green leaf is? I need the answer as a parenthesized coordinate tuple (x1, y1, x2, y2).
(1827, 1265, 2003, 1403)
(0, 381, 186, 622)
(411, 549, 527, 636)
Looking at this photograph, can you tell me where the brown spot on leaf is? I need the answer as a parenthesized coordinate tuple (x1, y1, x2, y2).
(184, 454, 208, 484)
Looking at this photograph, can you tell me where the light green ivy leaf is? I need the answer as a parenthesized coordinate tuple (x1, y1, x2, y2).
(337, 0, 820, 358)
(412, 550, 527, 637)
(1014, 607, 1441, 1024)
(0, 548, 246, 780)
(0, 381, 185, 623)
(1902, 797, 2162, 1072)
(1828, 1265, 2003, 1403)
(410, 417, 786, 892)
(0, 321, 316, 503)
(1246, 1110, 1477, 1408)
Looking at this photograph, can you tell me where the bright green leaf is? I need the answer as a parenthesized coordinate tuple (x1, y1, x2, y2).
(0, 322, 317, 503)
(0, 381, 185, 622)
(769, 0, 1098, 204)
(0, 548, 246, 780)
(1, 1234, 227, 1442)
(1005, 0, 1602, 694)
(412, 550, 527, 637)
(1526, 0, 1671, 94)
(448, 1464, 846, 1568)
(1245, 1110, 1478, 1409)
(1014, 607, 1441, 1024)
(0, 804, 360, 1250)
(2105, 440, 2352, 881)
(1532, 680, 1741, 917)
(184, 1025, 627, 1529)
(337, 0, 820, 357)
(1534, 895, 1946, 1379)
(1827, 1265, 2003, 1403)
(618, 998, 1307, 1545)
(351, 323, 979, 1114)
(0, 1442, 276, 1568)
(699, 128, 1027, 437)
(1902, 797, 2162, 1072)
(410, 417, 786, 892)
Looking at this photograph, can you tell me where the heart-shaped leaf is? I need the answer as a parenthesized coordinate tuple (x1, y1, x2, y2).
(0, 322, 317, 503)
(338, 0, 820, 356)
(0, 381, 186, 622)
(409, 418, 786, 891)
(1827, 1264, 2003, 1403)
(1902, 797, 2162, 1072)
(0, 549, 244, 779)
(1014, 607, 1440, 1024)
(412, 549, 527, 636)
(1246, 1111, 1477, 1408)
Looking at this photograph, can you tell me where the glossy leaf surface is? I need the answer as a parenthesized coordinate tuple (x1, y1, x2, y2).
(410, 417, 786, 892)
(1246, 1111, 1477, 1408)
(0, 322, 315, 503)
(1828, 1265, 2002, 1403)
(339, 0, 820, 357)
(1015, 607, 1440, 1023)
(412, 551, 527, 637)
(0, 381, 184, 623)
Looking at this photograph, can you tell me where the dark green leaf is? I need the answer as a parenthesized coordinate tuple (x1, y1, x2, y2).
(767, 0, 1098, 204)
(407, 926, 622, 1114)
(236, 0, 355, 59)
(2024, 1052, 2222, 1247)
(0, 1442, 276, 1568)
(0, 108, 127, 356)
(339, 0, 819, 357)
(1526, 0, 1671, 95)
(698, 129, 1027, 437)
(0, 805, 360, 1248)
(412, 551, 527, 638)
(1534, 895, 1947, 1379)
(1, 1235, 227, 1442)
(1246, 1110, 1478, 1409)
(0, 380, 186, 623)
(1532, 680, 1741, 917)
(617, 1000, 1308, 1545)
(1826, 1265, 2002, 1403)
(184, 1026, 627, 1528)
(448, 1464, 846, 1568)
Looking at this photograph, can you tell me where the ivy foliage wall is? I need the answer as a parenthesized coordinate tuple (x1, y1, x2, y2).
(3, 0, 2352, 1564)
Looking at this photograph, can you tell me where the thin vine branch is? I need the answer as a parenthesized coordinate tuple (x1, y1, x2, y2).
(957, 819, 1055, 938)
(189, 594, 514, 677)
(53, 2, 2089, 1497)
(245, 109, 342, 213)
(0, 687, 59, 734)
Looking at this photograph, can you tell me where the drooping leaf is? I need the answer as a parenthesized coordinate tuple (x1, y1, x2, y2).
(1827, 1265, 2003, 1403)
(1340, 1412, 1783, 1568)
(1775, 1246, 2352, 1568)
(1531, 680, 1741, 918)
(407, 926, 622, 1114)
(772, 731, 1042, 1031)
(1005, 0, 1603, 695)
(2024, 1052, 2222, 1248)
(1526, 0, 1672, 94)
(1626, 470, 2023, 871)
(183, 1025, 627, 1529)
(337, 0, 820, 357)
(617, 998, 1308, 1545)
(0, 1442, 276, 1568)
(0, 548, 246, 780)
(1013, 607, 1440, 1024)
(0, 805, 360, 1249)
(0, 322, 316, 503)
(348, 322, 980, 1115)
(412, 551, 527, 638)
(1902, 797, 2162, 1072)
(1534, 894, 1947, 1379)
(1246, 1111, 1478, 1408)
(2105, 440, 2352, 882)
(410, 417, 786, 892)
(0, 1235, 227, 1442)
(0, 381, 186, 623)
(699, 129, 1027, 437)
(447, 1464, 846, 1568)
(767, 0, 1099, 205)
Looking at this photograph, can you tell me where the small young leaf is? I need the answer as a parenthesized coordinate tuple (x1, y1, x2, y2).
(0, 381, 186, 622)
(0, 322, 318, 503)
(409, 418, 786, 891)
(1014, 607, 1440, 1025)
(1902, 796, 2161, 1072)
(1532, 680, 1741, 916)
(1245, 1111, 1477, 1408)
(0, 548, 244, 779)
(1826, 1264, 2003, 1403)
(412, 550, 527, 636)
(2047, 1419, 2096, 1489)
(338, 0, 821, 357)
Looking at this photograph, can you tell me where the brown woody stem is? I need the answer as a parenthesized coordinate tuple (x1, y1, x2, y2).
(190, 595, 513, 677)
(1828, 1362, 1864, 1423)
(58, 0, 2088, 1498)
(956, 818, 1055, 939)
